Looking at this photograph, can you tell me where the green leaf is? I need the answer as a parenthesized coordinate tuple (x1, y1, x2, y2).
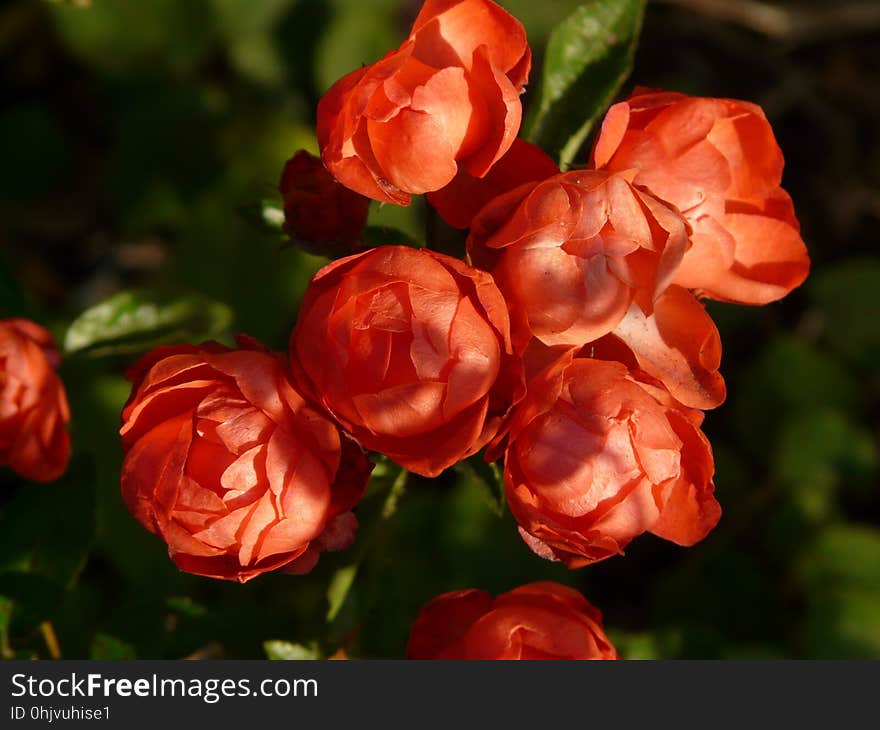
(90, 633, 138, 660)
(263, 640, 321, 660)
(454, 456, 506, 517)
(527, 0, 646, 168)
(64, 289, 234, 356)
(326, 563, 359, 623)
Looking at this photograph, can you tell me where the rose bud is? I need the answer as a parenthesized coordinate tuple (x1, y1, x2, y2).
(317, 0, 531, 205)
(291, 245, 524, 477)
(426, 138, 559, 229)
(278, 149, 370, 257)
(120, 336, 372, 583)
(591, 89, 810, 304)
(503, 353, 720, 568)
(467, 169, 689, 347)
(407, 582, 619, 659)
(0, 318, 71, 482)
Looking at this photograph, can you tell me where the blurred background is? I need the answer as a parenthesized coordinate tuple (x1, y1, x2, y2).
(0, 0, 878, 659)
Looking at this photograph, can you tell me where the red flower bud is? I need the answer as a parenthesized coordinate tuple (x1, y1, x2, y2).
(279, 150, 370, 257)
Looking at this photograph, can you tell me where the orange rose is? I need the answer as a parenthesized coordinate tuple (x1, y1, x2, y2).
(426, 137, 558, 229)
(503, 353, 720, 567)
(278, 150, 370, 256)
(591, 89, 810, 304)
(467, 169, 689, 346)
(120, 336, 371, 583)
(317, 0, 530, 205)
(290, 245, 524, 477)
(407, 582, 619, 659)
(0, 318, 70, 482)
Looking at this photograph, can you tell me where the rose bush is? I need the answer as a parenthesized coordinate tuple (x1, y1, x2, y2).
(467, 169, 689, 347)
(317, 0, 530, 205)
(291, 245, 524, 477)
(591, 89, 810, 304)
(278, 149, 370, 256)
(120, 336, 372, 583)
(502, 353, 720, 567)
(407, 582, 618, 659)
(0, 318, 70, 483)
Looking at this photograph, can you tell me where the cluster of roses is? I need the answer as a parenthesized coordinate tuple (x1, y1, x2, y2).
(1, 0, 809, 660)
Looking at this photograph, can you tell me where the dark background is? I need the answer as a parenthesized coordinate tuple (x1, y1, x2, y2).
(0, 0, 878, 659)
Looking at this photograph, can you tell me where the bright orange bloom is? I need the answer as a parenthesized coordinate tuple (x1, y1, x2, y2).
(407, 582, 619, 659)
(317, 0, 530, 205)
(0, 318, 70, 483)
(592, 89, 809, 304)
(467, 169, 689, 347)
(120, 336, 371, 583)
(291, 246, 524, 477)
(503, 353, 720, 567)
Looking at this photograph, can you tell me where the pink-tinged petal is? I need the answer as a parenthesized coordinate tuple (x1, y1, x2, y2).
(590, 101, 630, 169)
(689, 212, 809, 304)
(367, 109, 458, 194)
(443, 296, 500, 418)
(213, 408, 273, 455)
(458, 45, 522, 178)
(650, 410, 721, 545)
(120, 380, 216, 448)
(610, 287, 726, 410)
(121, 414, 193, 533)
(353, 381, 448, 437)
